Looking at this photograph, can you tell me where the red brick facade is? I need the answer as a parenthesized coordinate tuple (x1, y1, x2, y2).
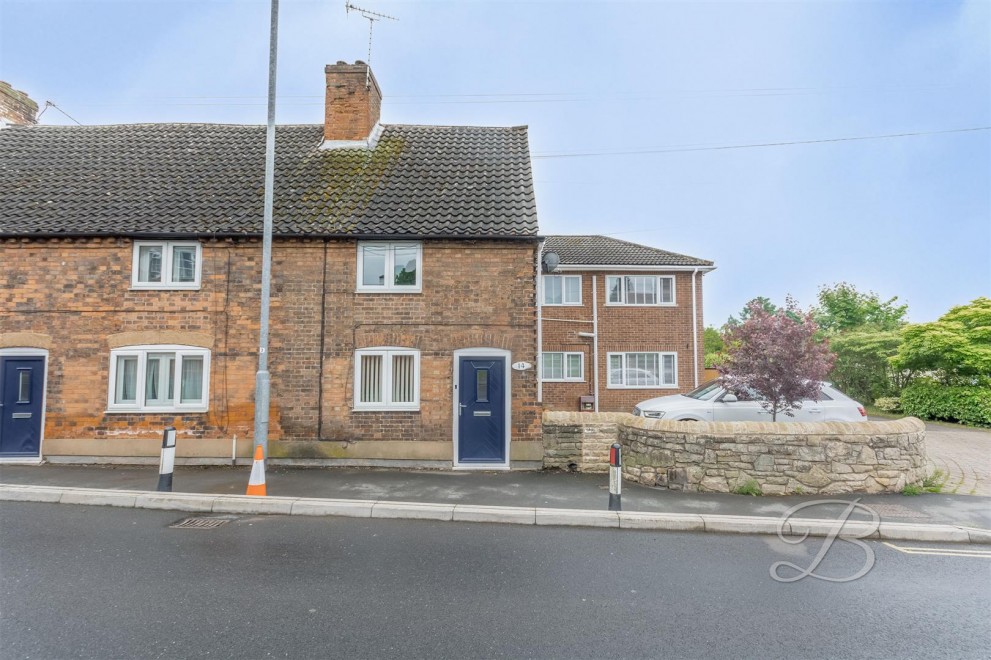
(540, 270, 707, 413)
(0, 237, 541, 462)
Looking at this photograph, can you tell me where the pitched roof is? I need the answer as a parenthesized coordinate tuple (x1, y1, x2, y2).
(543, 235, 713, 267)
(0, 123, 537, 238)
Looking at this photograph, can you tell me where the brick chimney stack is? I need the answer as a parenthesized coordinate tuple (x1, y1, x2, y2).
(0, 82, 38, 126)
(324, 61, 381, 142)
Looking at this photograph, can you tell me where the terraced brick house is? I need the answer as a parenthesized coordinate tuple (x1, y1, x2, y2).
(0, 62, 543, 468)
(538, 235, 715, 413)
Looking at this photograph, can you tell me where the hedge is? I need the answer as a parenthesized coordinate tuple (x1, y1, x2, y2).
(900, 380, 991, 427)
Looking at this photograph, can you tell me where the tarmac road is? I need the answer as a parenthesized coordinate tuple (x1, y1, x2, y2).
(1, 501, 988, 659)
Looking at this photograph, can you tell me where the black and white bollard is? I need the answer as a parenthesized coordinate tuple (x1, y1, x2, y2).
(156, 427, 177, 492)
(608, 442, 622, 511)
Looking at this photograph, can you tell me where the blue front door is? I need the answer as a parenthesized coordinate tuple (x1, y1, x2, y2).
(0, 357, 45, 458)
(458, 357, 506, 464)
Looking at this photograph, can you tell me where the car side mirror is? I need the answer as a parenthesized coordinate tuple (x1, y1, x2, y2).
(721, 393, 738, 403)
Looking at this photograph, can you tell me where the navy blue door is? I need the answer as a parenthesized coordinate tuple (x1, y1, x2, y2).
(458, 357, 506, 463)
(0, 357, 45, 458)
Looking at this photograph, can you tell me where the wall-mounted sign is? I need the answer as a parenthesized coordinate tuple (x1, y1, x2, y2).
(511, 361, 533, 371)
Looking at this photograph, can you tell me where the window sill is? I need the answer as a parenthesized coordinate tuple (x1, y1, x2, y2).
(604, 303, 676, 308)
(541, 378, 586, 383)
(105, 407, 209, 414)
(355, 287, 422, 294)
(129, 285, 202, 291)
(542, 302, 583, 307)
(352, 406, 421, 412)
(605, 385, 678, 390)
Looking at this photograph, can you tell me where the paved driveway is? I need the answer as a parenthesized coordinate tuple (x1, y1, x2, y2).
(922, 422, 991, 496)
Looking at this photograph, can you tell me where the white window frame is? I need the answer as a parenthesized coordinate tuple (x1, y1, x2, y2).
(605, 275, 676, 306)
(542, 275, 582, 306)
(540, 352, 584, 382)
(106, 345, 210, 413)
(131, 241, 202, 290)
(353, 347, 421, 411)
(606, 351, 677, 389)
(356, 242, 423, 293)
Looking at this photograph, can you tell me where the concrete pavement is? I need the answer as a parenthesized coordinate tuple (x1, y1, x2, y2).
(924, 422, 991, 496)
(2, 463, 989, 543)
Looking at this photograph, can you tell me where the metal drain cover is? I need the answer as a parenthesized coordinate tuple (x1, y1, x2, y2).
(865, 503, 931, 519)
(170, 516, 232, 529)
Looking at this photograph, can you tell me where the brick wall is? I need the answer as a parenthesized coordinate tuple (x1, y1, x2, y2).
(540, 270, 707, 413)
(0, 237, 540, 458)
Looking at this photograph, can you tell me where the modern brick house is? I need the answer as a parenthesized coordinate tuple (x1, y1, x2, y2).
(538, 235, 714, 413)
(0, 62, 544, 468)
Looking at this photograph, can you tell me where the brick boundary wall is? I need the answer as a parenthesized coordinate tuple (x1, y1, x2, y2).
(543, 412, 928, 495)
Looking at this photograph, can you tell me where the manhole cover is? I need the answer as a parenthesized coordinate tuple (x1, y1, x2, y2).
(865, 503, 930, 519)
(170, 516, 232, 529)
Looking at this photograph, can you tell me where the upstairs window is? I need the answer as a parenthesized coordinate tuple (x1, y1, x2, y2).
(357, 242, 422, 292)
(606, 275, 675, 306)
(543, 275, 582, 305)
(131, 241, 202, 289)
(108, 345, 210, 412)
(541, 352, 584, 382)
(354, 348, 420, 410)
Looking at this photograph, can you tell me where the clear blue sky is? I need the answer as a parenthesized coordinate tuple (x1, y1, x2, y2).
(2, 0, 988, 327)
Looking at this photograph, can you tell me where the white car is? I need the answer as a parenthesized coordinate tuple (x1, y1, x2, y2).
(632, 381, 868, 423)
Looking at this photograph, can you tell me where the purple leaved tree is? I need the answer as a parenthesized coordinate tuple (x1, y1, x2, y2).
(718, 297, 835, 421)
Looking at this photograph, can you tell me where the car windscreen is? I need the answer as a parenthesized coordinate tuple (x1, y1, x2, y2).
(684, 381, 722, 401)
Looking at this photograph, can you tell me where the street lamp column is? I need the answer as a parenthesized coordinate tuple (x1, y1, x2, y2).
(253, 0, 279, 458)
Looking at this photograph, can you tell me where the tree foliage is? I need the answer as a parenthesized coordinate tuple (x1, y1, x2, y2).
(814, 282, 908, 333)
(828, 330, 903, 403)
(703, 326, 724, 355)
(891, 298, 991, 384)
(718, 297, 836, 421)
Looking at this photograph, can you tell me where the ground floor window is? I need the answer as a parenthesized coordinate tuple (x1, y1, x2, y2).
(541, 352, 584, 381)
(108, 345, 210, 412)
(354, 348, 420, 410)
(607, 352, 676, 388)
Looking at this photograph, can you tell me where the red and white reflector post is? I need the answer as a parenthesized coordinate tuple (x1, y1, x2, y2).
(156, 426, 177, 492)
(608, 442, 622, 511)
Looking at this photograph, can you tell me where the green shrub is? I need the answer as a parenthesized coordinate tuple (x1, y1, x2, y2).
(900, 380, 991, 427)
(873, 397, 901, 413)
(733, 479, 763, 496)
(901, 483, 923, 496)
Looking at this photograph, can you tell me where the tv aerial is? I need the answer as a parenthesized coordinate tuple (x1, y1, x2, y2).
(345, 2, 398, 88)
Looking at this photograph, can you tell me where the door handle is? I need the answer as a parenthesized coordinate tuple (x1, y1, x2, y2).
(459, 403, 467, 417)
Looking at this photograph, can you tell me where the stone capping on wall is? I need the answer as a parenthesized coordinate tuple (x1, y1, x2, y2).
(107, 331, 214, 350)
(542, 411, 928, 495)
(0, 332, 53, 350)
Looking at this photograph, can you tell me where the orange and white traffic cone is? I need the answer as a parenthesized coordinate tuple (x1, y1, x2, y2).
(246, 444, 266, 496)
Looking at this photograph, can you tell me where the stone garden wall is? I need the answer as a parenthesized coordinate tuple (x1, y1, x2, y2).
(542, 412, 928, 495)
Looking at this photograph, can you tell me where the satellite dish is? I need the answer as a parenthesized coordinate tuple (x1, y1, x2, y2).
(542, 251, 560, 273)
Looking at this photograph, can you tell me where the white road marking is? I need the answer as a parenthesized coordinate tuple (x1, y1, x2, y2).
(882, 541, 991, 558)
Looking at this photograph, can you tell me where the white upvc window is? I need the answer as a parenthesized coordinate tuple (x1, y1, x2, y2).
(131, 241, 202, 289)
(541, 352, 584, 382)
(107, 345, 210, 412)
(357, 242, 422, 293)
(605, 275, 675, 306)
(354, 347, 420, 410)
(607, 352, 677, 388)
(542, 275, 582, 305)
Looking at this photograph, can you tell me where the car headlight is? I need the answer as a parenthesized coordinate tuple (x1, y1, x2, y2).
(642, 411, 665, 419)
